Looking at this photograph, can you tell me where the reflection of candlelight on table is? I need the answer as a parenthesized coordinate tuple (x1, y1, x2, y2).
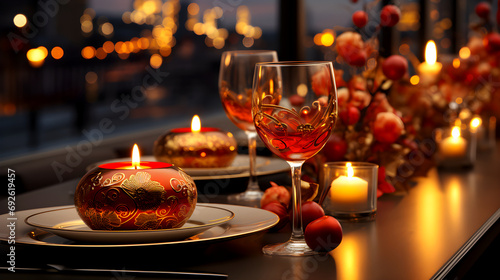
(440, 126, 467, 158)
(329, 163, 368, 211)
(418, 40, 442, 85)
(154, 115, 237, 168)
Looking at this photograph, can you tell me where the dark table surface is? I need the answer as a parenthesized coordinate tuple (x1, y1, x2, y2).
(1, 142, 500, 280)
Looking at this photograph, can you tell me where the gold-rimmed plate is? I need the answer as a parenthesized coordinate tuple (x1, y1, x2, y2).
(0, 203, 278, 248)
(24, 205, 234, 244)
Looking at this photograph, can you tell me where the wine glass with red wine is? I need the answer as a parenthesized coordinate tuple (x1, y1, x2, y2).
(252, 61, 338, 256)
(219, 50, 278, 206)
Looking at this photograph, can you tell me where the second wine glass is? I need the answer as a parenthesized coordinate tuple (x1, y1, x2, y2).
(219, 50, 278, 206)
(252, 61, 338, 256)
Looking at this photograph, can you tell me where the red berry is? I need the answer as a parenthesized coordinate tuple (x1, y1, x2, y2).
(475, 2, 491, 19)
(305, 216, 343, 252)
(347, 50, 368, 67)
(484, 32, 500, 54)
(382, 55, 408, 80)
(352, 10, 368, 28)
(301, 201, 325, 228)
(339, 105, 360, 125)
(372, 112, 405, 144)
(380, 5, 401, 27)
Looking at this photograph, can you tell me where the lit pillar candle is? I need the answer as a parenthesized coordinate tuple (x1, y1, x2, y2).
(74, 144, 198, 230)
(418, 40, 442, 85)
(329, 163, 368, 211)
(440, 126, 467, 157)
(154, 115, 238, 168)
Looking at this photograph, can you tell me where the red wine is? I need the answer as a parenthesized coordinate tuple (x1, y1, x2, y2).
(220, 88, 254, 131)
(255, 109, 335, 161)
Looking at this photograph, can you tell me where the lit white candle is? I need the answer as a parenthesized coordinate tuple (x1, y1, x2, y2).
(440, 126, 467, 157)
(329, 163, 368, 211)
(418, 40, 442, 85)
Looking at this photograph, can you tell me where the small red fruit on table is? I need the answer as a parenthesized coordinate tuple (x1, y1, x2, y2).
(305, 216, 343, 252)
(262, 202, 290, 231)
(301, 201, 325, 228)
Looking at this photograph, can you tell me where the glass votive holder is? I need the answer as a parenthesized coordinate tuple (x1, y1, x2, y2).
(434, 125, 476, 168)
(474, 116, 497, 152)
(319, 162, 378, 222)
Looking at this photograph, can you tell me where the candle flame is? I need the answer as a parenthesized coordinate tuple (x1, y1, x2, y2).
(191, 115, 201, 132)
(132, 144, 140, 169)
(451, 126, 461, 138)
(470, 117, 482, 129)
(346, 162, 353, 178)
(425, 40, 438, 65)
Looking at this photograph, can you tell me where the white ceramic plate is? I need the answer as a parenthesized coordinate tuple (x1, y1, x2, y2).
(25, 205, 234, 244)
(0, 203, 278, 248)
(87, 155, 271, 176)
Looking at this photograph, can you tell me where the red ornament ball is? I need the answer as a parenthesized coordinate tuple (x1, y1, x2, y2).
(352, 10, 368, 28)
(305, 216, 343, 252)
(475, 2, 491, 19)
(382, 55, 408, 80)
(380, 5, 401, 27)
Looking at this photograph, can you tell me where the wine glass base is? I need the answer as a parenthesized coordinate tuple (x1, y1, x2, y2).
(262, 239, 318, 256)
(227, 190, 264, 207)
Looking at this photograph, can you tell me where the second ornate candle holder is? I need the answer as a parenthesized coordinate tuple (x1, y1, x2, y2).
(319, 162, 378, 222)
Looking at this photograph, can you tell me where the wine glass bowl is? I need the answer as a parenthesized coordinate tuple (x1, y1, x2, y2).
(218, 50, 278, 205)
(252, 61, 338, 256)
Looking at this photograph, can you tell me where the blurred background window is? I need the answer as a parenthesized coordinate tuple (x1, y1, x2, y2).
(0, 0, 497, 159)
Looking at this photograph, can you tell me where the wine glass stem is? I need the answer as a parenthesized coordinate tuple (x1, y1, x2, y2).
(288, 161, 305, 242)
(245, 131, 260, 192)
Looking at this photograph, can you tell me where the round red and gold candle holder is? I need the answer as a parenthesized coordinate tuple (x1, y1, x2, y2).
(153, 127, 238, 168)
(74, 161, 197, 230)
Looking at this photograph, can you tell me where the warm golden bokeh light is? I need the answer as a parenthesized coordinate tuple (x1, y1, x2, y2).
(187, 3, 199, 15)
(51, 46, 64, 59)
(459, 47, 471, 59)
(103, 41, 114, 53)
(101, 22, 114, 36)
(81, 46, 96, 59)
(410, 75, 420, 85)
(13, 14, 27, 28)
(321, 32, 335, 46)
(150, 53, 163, 68)
(453, 58, 460, 68)
(27, 48, 47, 67)
(95, 47, 107, 59)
